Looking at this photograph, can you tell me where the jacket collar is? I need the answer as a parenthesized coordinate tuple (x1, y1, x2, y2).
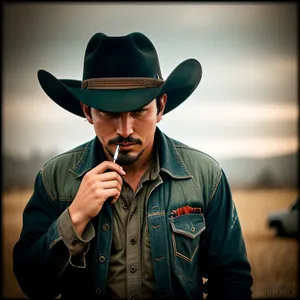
(70, 137, 106, 179)
(155, 128, 192, 179)
(70, 127, 192, 179)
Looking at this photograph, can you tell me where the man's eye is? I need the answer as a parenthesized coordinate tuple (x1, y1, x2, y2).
(132, 109, 147, 116)
(102, 112, 120, 118)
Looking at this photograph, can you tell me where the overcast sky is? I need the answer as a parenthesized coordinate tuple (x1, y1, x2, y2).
(2, 2, 298, 160)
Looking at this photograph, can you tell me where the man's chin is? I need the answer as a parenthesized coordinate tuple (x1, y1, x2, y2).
(116, 151, 144, 165)
(117, 155, 139, 165)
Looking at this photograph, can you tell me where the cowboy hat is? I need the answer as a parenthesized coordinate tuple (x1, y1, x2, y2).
(37, 32, 202, 117)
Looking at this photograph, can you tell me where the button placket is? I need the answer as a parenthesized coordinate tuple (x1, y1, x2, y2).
(126, 196, 141, 299)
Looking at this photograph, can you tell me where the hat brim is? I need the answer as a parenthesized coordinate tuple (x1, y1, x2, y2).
(37, 59, 202, 118)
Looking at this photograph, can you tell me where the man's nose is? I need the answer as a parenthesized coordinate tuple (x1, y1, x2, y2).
(116, 113, 134, 138)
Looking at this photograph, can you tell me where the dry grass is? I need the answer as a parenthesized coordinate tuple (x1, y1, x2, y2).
(2, 188, 299, 299)
(234, 189, 298, 299)
(2, 189, 33, 299)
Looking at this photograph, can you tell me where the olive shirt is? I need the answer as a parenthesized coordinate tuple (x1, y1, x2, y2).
(107, 151, 160, 299)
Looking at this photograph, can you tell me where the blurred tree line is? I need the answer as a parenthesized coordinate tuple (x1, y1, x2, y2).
(2, 151, 298, 192)
(2, 151, 57, 192)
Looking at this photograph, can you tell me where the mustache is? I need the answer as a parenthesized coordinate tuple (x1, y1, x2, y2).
(108, 136, 142, 145)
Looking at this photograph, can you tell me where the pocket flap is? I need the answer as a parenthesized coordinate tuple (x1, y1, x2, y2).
(169, 213, 206, 239)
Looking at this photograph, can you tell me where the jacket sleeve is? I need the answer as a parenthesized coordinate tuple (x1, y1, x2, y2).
(199, 169, 253, 300)
(13, 171, 95, 299)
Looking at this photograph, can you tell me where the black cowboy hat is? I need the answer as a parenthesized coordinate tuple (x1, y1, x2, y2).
(37, 32, 202, 118)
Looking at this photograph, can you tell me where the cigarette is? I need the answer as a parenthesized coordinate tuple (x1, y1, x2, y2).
(113, 144, 120, 163)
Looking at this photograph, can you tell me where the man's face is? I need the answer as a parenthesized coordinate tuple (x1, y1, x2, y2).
(81, 96, 167, 165)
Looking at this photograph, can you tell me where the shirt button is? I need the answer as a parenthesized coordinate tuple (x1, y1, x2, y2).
(131, 296, 138, 300)
(95, 288, 102, 295)
(102, 223, 110, 231)
(99, 255, 106, 263)
(130, 238, 136, 245)
(129, 265, 136, 273)
(126, 186, 130, 191)
(161, 293, 170, 298)
(123, 204, 129, 210)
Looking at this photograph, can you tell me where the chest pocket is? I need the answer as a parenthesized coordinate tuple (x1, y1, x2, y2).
(169, 213, 206, 279)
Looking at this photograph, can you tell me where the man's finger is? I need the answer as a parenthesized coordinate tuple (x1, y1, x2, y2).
(100, 180, 122, 191)
(102, 188, 121, 200)
(90, 161, 126, 175)
(110, 197, 119, 204)
(99, 172, 123, 185)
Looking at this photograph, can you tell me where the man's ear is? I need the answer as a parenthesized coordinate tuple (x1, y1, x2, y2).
(80, 102, 93, 124)
(157, 93, 167, 122)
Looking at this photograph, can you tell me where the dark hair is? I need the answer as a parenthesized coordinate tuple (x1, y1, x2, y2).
(156, 94, 163, 115)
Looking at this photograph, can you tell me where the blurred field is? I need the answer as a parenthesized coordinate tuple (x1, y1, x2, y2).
(233, 189, 298, 299)
(2, 188, 299, 298)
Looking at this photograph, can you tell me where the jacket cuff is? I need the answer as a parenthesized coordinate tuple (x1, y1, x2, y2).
(58, 208, 95, 263)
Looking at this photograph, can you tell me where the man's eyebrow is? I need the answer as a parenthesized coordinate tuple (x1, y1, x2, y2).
(132, 107, 148, 112)
(98, 110, 119, 113)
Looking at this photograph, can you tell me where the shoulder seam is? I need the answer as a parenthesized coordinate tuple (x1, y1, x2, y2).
(209, 168, 223, 202)
(41, 146, 87, 201)
(41, 166, 57, 201)
(43, 148, 85, 167)
(175, 144, 221, 166)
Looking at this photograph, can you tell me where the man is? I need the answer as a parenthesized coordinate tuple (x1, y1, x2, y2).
(13, 32, 253, 300)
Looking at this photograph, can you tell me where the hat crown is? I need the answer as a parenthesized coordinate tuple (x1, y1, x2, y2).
(83, 32, 163, 80)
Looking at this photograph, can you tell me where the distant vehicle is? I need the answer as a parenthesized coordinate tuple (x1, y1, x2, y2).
(267, 197, 299, 237)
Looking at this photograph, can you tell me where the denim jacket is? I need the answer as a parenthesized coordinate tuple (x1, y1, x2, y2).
(13, 128, 253, 300)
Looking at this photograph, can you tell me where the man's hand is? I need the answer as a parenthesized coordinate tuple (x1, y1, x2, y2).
(68, 161, 126, 237)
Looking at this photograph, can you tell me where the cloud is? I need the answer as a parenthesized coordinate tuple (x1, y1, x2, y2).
(2, 3, 298, 159)
(163, 102, 298, 123)
(189, 136, 298, 159)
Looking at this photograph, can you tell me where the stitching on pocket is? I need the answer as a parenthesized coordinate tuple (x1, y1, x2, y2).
(172, 233, 200, 263)
(169, 213, 206, 238)
(170, 222, 205, 239)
